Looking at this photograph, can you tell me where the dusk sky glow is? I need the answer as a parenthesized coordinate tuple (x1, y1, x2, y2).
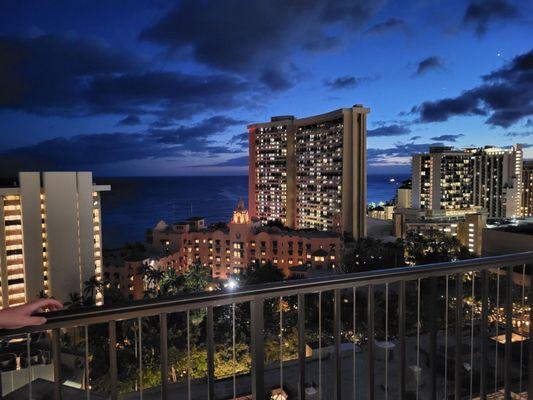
(0, 0, 531, 177)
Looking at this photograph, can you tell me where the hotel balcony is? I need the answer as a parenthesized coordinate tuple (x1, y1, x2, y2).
(1, 252, 533, 400)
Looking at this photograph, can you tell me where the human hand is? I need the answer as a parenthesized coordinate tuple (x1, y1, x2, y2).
(0, 299, 63, 329)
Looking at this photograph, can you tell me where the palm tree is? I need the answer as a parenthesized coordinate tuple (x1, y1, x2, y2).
(65, 292, 83, 308)
(183, 261, 211, 292)
(83, 275, 104, 304)
(159, 268, 185, 296)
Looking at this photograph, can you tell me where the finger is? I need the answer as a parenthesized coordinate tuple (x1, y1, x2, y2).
(25, 316, 47, 326)
(26, 299, 63, 314)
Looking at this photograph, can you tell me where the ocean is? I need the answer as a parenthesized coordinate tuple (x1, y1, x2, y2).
(95, 174, 410, 248)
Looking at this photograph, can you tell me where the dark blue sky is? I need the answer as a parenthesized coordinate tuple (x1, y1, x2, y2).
(0, 0, 531, 177)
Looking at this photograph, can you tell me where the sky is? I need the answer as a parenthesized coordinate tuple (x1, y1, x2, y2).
(0, 0, 531, 177)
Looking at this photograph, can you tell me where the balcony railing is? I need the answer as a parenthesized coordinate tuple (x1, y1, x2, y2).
(1, 252, 533, 400)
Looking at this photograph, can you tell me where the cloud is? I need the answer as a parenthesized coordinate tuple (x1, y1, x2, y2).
(199, 155, 249, 168)
(116, 115, 141, 126)
(430, 134, 464, 142)
(364, 17, 406, 36)
(149, 115, 245, 151)
(410, 136, 422, 141)
(414, 56, 445, 76)
(368, 142, 444, 166)
(228, 132, 249, 150)
(462, 0, 519, 36)
(411, 49, 533, 128)
(368, 123, 411, 137)
(139, 0, 382, 89)
(324, 75, 374, 90)
(0, 116, 247, 177)
(504, 131, 532, 138)
(0, 34, 251, 119)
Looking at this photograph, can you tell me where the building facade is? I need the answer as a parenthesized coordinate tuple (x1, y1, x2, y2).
(393, 209, 487, 254)
(522, 160, 533, 217)
(149, 200, 342, 280)
(0, 172, 109, 307)
(412, 145, 523, 219)
(248, 105, 369, 238)
(397, 188, 412, 209)
(472, 145, 523, 219)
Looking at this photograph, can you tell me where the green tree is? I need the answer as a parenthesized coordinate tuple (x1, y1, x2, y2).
(244, 261, 284, 285)
(183, 261, 211, 293)
(83, 275, 105, 304)
(159, 268, 186, 297)
(404, 229, 475, 265)
(342, 237, 405, 273)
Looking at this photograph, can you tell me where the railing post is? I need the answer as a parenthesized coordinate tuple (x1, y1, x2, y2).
(368, 284, 375, 400)
(480, 269, 488, 400)
(160, 313, 168, 400)
(504, 265, 513, 399)
(429, 277, 437, 400)
(454, 273, 463, 400)
(399, 280, 406, 400)
(251, 298, 265, 400)
(298, 293, 306, 400)
(528, 263, 533, 398)
(108, 321, 118, 400)
(52, 328, 62, 400)
(333, 289, 342, 400)
(207, 306, 215, 400)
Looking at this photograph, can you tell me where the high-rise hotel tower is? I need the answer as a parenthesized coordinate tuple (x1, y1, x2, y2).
(0, 172, 109, 307)
(522, 160, 533, 217)
(248, 105, 369, 238)
(412, 145, 523, 219)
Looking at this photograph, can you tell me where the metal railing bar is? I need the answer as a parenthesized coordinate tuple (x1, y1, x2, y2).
(416, 278, 421, 400)
(138, 317, 143, 400)
(367, 284, 375, 400)
(319, 291, 322, 400)
(479, 270, 488, 400)
(160, 313, 168, 400)
(187, 310, 191, 400)
(504, 265, 513, 399)
(279, 296, 284, 397)
(4, 253, 532, 336)
(454, 273, 463, 400)
(206, 306, 215, 400)
(444, 275, 449, 400)
(353, 287, 357, 400)
(26, 333, 32, 400)
(398, 280, 406, 400)
(108, 321, 118, 400)
(52, 328, 62, 400)
(470, 273, 475, 400)
(429, 277, 437, 400)
(385, 282, 389, 400)
(518, 264, 526, 393)
(333, 288, 341, 400)
(527, 264, 533, 393)
(250, 299, 265, 400)
(298, 293, 306, 400)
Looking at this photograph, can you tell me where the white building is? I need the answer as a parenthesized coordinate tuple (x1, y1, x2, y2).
(0, 172, 109, 307)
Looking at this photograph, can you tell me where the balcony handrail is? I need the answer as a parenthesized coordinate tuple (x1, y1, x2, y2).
(1, 251, 533, 336)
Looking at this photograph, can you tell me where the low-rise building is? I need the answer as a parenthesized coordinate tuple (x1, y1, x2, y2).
(367, 204, 394, 220)
(393, 208, 487, 254)
(148, 200, 342, 279)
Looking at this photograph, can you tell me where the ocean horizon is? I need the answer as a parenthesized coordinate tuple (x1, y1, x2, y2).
(95, 173, 410, 249)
